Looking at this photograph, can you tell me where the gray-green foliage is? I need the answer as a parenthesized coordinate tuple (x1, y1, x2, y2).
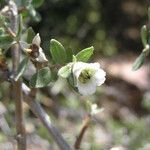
(75, 46, 94, 62)
(50, 39, 67, 64)
(30, 67, 51, 88)
(0, 1, 95, 89)
(132, 7, 150, 71)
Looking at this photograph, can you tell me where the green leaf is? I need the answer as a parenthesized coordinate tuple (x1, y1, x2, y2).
(0, 35, 14, 49)
(26, 27, 35, 43)
(32, 0, 44, 8)
(30, 67, 51, 88)
(58, 65, 72, 78)
(141, 25, 148, 47)
(76, 46, 94, 62)
(132, 52, 146, 71)
(50, 39, 67, 64)
(15, 57, 29, 81)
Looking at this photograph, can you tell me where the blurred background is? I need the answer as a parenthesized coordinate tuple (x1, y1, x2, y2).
(1, 0, 150, 149)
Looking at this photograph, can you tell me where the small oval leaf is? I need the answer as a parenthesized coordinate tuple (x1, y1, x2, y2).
(76, 46, 94, 62)
(58, 65, 72, 78)
(15, 57, 29, 81)
(50, 39, 67, 64)
(141, 25, 148, 47)
(132, 52, 145, 71)
(30, 67, 51, 88)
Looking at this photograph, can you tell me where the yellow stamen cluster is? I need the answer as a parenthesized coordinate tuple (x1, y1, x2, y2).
(78, 68, 95, 83)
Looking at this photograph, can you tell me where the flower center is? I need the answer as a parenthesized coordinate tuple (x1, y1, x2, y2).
(78, 68, 95, 83)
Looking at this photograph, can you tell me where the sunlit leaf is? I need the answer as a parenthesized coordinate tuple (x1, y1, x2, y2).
(76, 46, 94, 62)
(50, 39, 67, 64)
(30, 67, 51, 88)
(58, 65, 72, 78)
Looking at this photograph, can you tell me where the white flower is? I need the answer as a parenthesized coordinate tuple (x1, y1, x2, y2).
(32, 33, 41, 46)
(72, 62, 106, 95)
(32, 33, 48, 63)
(35, 47, 48, 62)
(22, 33, 48, 63)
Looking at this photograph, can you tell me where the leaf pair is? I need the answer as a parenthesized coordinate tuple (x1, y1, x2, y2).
(50, 39, 94, 64)
(17, 37, 94, 88)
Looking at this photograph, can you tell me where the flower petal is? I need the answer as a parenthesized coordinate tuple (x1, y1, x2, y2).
(72, 62, 106, 95)
(73, 62, 87, 78)
(73, 62, 99, 78)
(88, 62, 100, 70)
(77, 79, 97, 95)
(32, 33, 41, 47)
(35, 47, 48, 62)
(94, 69, 106, 86)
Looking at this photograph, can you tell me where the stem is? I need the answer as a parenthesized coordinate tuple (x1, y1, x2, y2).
(9, 1, 26, 150)
(4, 24, 16, 38)
(22, 84, 74, 150)
(13, 75, 26, 150)
(74, 115, 91, 150)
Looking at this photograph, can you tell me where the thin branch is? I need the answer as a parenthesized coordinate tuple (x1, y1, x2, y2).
(22, 84, 75, 150)
(4, 24, 16, 38)
(9, 1, 26, 150)
(74, 114, 91, 150)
